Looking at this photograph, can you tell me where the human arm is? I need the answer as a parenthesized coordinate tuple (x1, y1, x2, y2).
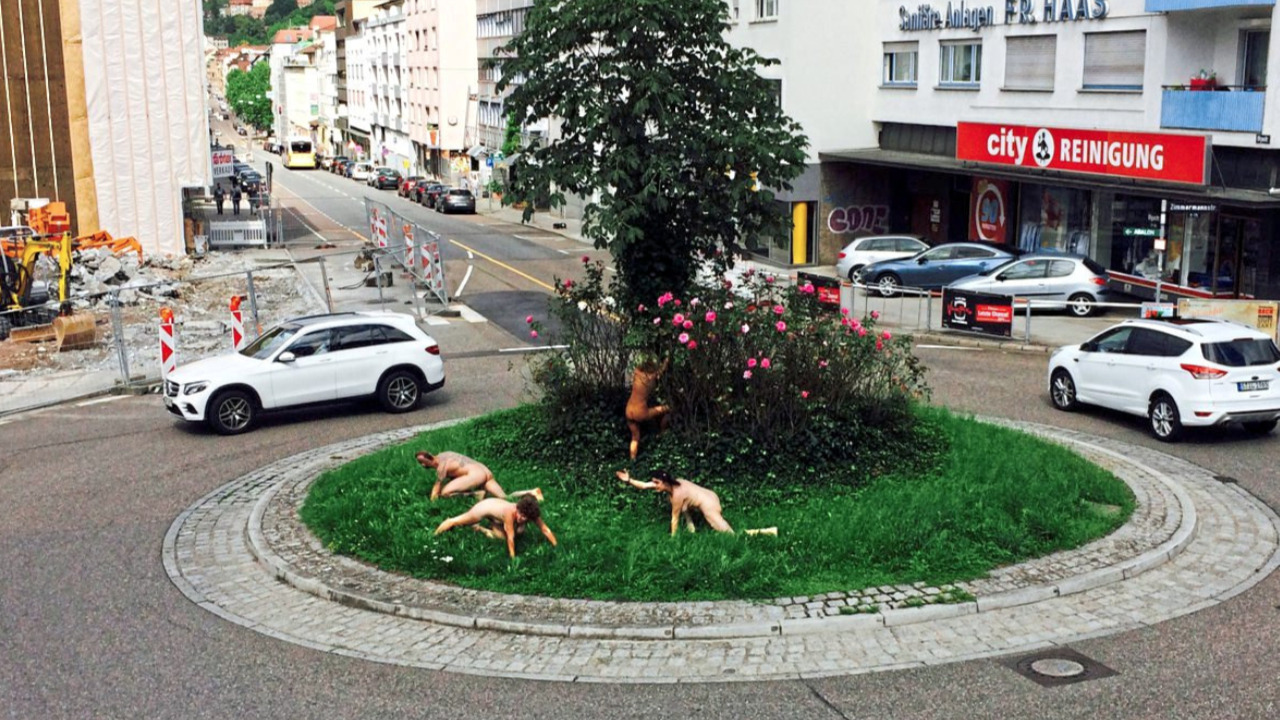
(505, 513, 518, 558)
(670, 500, 681, 537)
(616, 469, 657, 490)
(537, 519, 558, 547)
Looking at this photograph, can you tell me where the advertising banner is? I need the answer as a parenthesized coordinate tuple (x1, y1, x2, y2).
(969, 177, 1010, 244)
(956, 122, 1210, 185)
(942, 288, 1013, 337)
(797, 271, 841, 309)
(212, 148, 235, 179)
(1177, 299, 1279, 341)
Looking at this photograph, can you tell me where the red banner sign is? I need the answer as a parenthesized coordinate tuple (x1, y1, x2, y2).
(956, 122, 1209, 185)
(969, 177, 1010, 244)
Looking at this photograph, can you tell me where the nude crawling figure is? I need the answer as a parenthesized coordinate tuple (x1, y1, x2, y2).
(616, 468, 733, 535)
(416, 451, 541, 502)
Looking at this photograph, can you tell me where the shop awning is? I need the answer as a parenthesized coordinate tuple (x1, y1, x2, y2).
(820, 147, 1280, 208)
(467, 145, 488, 158)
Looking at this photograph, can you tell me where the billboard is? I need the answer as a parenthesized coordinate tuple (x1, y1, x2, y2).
(942, 288, 1013, 338)
(1177, 299, 1279, 341)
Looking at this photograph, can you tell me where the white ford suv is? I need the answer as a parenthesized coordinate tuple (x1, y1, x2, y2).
(1047, 317, 1280, 441)
(164, 312, 446, 435)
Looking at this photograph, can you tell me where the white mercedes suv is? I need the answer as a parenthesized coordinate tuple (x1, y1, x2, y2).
(164, 312, 446, 435)
(1047, 317, 1280, 442)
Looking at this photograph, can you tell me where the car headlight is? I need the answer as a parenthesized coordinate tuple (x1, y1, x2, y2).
(184, 381, 210, 395)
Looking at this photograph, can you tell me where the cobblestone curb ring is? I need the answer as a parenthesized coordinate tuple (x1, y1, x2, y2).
(163, 419, 1280, 683)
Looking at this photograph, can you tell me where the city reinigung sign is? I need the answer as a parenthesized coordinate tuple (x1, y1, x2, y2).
(900, 1, 1109, 32)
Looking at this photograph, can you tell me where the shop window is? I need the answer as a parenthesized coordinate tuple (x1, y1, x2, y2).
(1083, 31, 1145, 91)
(940, 41, 982, 86)
(1017, 184, 1091, 255)
(883, 42, 918, 86)
(1004, 35, 1055, 91)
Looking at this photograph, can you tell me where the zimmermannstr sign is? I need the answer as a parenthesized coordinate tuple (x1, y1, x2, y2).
(900, 1, 1109, 32)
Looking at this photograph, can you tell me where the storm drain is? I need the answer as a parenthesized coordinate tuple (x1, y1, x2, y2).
(1003, 647, 1117, 688)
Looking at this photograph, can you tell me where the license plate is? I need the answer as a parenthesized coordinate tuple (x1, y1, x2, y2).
(1238, 380, 1270, 392)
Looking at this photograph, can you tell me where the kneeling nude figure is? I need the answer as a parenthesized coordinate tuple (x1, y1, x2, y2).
(416, 450, 542, 502)
(434, 496, 558, 558)
(617, 469, 733, 535)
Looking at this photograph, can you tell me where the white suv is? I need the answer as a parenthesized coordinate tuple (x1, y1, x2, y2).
(164, 312, 446, 435)
(1047, 318, 1280, 441)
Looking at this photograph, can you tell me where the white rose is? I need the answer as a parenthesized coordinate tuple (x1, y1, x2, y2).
(578, 300, 588, 310)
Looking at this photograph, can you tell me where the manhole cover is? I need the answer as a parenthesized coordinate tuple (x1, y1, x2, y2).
(1004, 648, 1116, 687)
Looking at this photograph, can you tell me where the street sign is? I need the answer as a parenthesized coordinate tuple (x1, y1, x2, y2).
(1122, 227, 1159, 237)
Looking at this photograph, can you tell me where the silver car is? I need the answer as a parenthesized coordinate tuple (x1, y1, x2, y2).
(947, 254, 1113, 317)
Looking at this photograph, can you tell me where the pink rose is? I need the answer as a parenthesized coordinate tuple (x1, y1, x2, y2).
(657, 292, 673, 307)
(690, 298, 700, 307)
(775, 321, 787, 332)
(674, 299, 682, 307)
(563, 279, 574, 289)
(530, 330, 539, 339)
(760, 358, 771, 369)
(882, 330, 892, 340)
(683, 320, 693, 329)
(857, 327, 867, 337)
(870, 310, 880, 320)
(840, 307, 850, 316)
(687, 340, 698, 350)
(743, 370, 753, 380)
(773, 305, 785, 315)
(637, 304, 646, 312)
(801, 283, 815, 294)
(582, 255, 590, 264)
(819, 360, 829, 368)
(747, 358, 758, 368)
(673, 313, 686, 325)
(705, 311, 717, 323)
(678, 332, 690, 344)
(801, 391, 810, 399)
(740, 324, 750, 334)
(765, 276, 775, 284)
(525, 315, 533, 324)
(653, 317, 661, 325)
(875, 340, 884, 351)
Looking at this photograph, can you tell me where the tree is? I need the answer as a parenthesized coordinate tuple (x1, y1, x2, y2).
(226, 61, 272, 130)
(264, 0, 299, 25)
(498, 0, 809, 308)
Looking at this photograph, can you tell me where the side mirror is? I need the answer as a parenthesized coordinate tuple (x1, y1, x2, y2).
(277, 351, 297, 363)
(917, 257, 928, 265)
(1080, 341, 1097, 353)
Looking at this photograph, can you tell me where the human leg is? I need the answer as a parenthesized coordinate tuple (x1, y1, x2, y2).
(507, 487, 543, 502)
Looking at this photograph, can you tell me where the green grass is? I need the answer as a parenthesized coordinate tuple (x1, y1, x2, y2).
(299, 406, 1135, 602)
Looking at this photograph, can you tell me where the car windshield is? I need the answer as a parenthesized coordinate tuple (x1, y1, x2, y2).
(239, 324, 299, 360)
(1202, 338, 1280, 367)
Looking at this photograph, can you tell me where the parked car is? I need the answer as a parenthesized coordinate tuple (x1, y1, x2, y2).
(835, 235, 929, 281)
(1047, 317, 1280, 442)
(947, 254, 1113, 317)
(163, 312, 446, 435)
(398, 175, 425, 197)
(235, 125, 248, 136)
(348, 162, 374, 182)
(437, 188, 476, 214)
(332, 158, 354, 176)
(410, 178, 436, 203)
(369, 167, 402, 189)
(325, 155, 347, 172)
(421, 183, 448, 208)
(855, 241, 1023, 297)
(239, 171, 264, 195)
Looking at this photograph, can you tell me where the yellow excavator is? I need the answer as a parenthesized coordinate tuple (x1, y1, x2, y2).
(0, 227, 96, 349)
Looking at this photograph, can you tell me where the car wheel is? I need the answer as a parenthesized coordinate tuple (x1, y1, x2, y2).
(1050, 369, 1078, 411)
(876, 273, 902, 298)
(1148, 393, 1184, 442)
(1068, 293, 1097, 318)
(378, 370, 421, 413)
(207, 390, 256, 435)
(1243, 419, 1278, 435)
(847, 265, 864, 282)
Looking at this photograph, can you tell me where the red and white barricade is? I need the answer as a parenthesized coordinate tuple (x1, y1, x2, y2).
(159, 307, 176, 379)
(230, 295, 245, 350)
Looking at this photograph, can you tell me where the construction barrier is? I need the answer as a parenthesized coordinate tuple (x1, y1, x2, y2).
(159, 307, 176, 379)
(207, 220, 268, 248)
(230, 295, 245, 350)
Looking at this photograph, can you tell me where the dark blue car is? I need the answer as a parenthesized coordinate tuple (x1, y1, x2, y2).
(854, 241, 1023, 297)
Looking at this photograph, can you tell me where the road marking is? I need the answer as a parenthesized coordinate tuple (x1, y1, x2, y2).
(447, 239, 555, 291)
(915, 345, 983, 350)
(499, 345, 569, 353)
(76, 395, 128, 407)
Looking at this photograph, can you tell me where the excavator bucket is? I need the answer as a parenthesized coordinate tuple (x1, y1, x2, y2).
(53, 313, 97, 351)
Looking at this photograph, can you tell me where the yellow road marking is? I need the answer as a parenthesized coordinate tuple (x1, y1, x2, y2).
(448, 239, 555, 291)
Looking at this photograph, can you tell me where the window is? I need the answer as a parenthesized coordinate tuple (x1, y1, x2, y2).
(883, 42, 918, 86)
(940, 41, 982, 85)
(755, 0, 777, 20)
(898, 238, 927, 253)
(1005, 35, 1055, 90)
(999, 259, 1049, 280)
(286, 329, 334, 358)
(729, 0, 739, 20)
(1048, 260, 1076, 278)
(1083, 31, 1145, 90)
(955, 246, 997, 259)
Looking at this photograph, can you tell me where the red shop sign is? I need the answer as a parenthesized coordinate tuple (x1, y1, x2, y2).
(956, 122, 1210, 186)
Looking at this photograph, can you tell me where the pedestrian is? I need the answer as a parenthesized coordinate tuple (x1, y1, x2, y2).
(231, 187, 242, 216)
(434, 496, 557, 558)
(213, 184, 225, 215)
(249, 190, 260, 214)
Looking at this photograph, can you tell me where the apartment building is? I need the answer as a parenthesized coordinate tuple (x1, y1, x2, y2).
(366, 0, 414, 172)
(407, 0, 478, 181)
(475, 0, 547, 187)
(334, 0, 381, 159)
(800, 0, 1279, 302)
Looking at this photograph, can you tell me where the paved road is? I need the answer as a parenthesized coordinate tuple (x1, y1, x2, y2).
(3, 345, 1279, 719)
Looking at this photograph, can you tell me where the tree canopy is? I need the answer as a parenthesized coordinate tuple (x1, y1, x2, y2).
(497, 0, 809, 307)
(203, 0, 336, 47)
(225, 61, 272, 130)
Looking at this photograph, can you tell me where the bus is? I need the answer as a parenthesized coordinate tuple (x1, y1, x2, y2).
(283, 138, 316, 169)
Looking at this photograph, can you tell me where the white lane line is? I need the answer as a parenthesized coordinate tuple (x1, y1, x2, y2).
(76, 395, 129, 407)
(915, 345, 983, 350)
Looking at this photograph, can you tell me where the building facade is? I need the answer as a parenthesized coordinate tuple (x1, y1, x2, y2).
(475, 0, 546, 189)
(334, 0, 380, 160)
(366, 0, 414, 173)
(408, 0, 478, 181)
(800, 0, 1280, 302)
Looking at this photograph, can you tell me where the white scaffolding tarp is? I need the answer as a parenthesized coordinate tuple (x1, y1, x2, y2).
(78, 0, 210, 257)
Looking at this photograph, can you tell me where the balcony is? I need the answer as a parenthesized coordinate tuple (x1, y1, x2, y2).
(1160, 86, 1266, 133)
(1146, 0, 1274, 10)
